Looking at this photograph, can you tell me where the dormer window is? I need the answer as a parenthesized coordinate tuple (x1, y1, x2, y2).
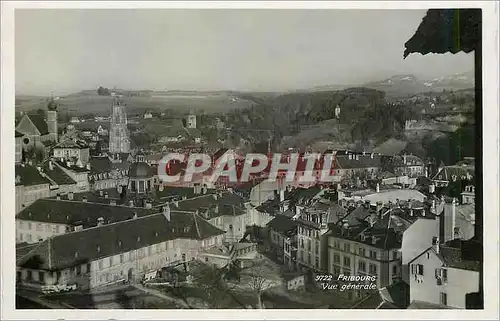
(118, 240, 122, 247)
(97, 246, 100, 252)
(155, 232, 158, 237)
(74, 252, 79, 258)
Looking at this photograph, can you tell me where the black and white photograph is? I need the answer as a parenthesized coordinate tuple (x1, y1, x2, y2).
(1, 1, 498, 319)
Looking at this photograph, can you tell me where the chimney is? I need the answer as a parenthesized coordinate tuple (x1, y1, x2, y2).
(48, 161, 54, 171)
(133, 212, 138, 219)
(99, 190, 103, 196)
(117, 185, 122, 194)
(56, 193, 61, 200)
(432, 236, 440, 254)
(376, 183, 380, 193)
(129, 200, 134, 207)
(82, 196, 88, 202)
(145, 201, 152, 209)
(214, 204, 219, 213)
(97, 217, 104, 226)
(28, 160, 33, 166)
(68, 192, 74, 200)
(163, 204, 171, 222)
(110, 199, 116, 206)
(104, 192, 109, 199)
(403, 154, 407, 165)
(295, 205, 302, 217)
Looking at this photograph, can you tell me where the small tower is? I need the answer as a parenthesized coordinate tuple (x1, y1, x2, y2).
(334, 104, 341, 119)
(186, 113, 197, 129)
(47, 97, 58, 142)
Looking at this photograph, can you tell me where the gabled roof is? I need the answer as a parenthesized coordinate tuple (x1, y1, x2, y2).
(408, 239, 481, 272)
(266, 215, 299, 237)
(17, 211, 225, 271)
(176, 192, 246, 218)
(54, 139, 89, 149)
(26, 114, 49, 135)
(42, 162, 77, 185)
(15, 164, 51, 186)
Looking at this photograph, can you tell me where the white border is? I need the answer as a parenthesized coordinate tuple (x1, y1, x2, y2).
(1, 1, 499, 320)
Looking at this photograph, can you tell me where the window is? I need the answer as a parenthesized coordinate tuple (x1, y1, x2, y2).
(109, 256, 114, 266)
(27, 270, 32, 281)
(36, 224, 42, 232)
(358, 260, 366, 272)
(369, 263, 377, 275)
(333, 253, 340, 264)
(392, 251, 398, 260)
(39, 272, 45, 283)
(343, 256, 350, 267)
(28, 222, 32, 230)
(344, 243, 350, 253)
(315, 242, 319, 254)
(315, 257, 319, 268)
(439, 292, 447, 306)
(307, 253, 311, 264)
(27, 234, 32, 242)
(333, 265, 341, 276)
(300, 239, 304, 248)
(98, 260, 103, 270)
(392, 265, 397, 275)
(307, 240, 311, 252)
(148, 246, 152, 256)
(333, 240, 340, 249)
(412, 264, 424, 275)
(55, 225, 60, 234)
(358, 247, 366, 257)
(45, 225, 51, 232)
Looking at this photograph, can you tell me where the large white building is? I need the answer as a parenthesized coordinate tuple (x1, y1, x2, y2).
(16, 205, 225, 290)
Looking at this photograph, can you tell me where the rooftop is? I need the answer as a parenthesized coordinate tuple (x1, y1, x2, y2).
(42, 161, 77, 186)
(16, 198, 156, 228)
(17, 211, 225, 271)
(15, 164, 51, 186)
(266, 215, 299, 237)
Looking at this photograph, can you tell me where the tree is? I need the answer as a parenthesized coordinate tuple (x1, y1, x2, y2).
(240, 260, 279, 309)
(37, 108, 45, 117)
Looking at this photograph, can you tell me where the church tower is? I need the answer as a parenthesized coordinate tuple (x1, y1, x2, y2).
(47, 98, 58, 142)
(186, 113, 197, 129)
(109, 96, 130, 154)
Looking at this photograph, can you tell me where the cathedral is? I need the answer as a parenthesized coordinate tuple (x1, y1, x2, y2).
(108, 96, 131, 154)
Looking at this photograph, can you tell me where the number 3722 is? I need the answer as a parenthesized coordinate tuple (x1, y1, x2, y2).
(315, 275, 333, 282)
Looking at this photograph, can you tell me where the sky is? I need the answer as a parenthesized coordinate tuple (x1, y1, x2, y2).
(15, 9, 474, 96)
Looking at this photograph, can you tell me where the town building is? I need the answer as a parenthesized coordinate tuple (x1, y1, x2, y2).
(460, 185, 475, 204)
(16, 206, 225, 291)
(88, 155, 129, 191)
(332, 152, 383, 182)
(327, 201, 438, 295)
(432, 158, 475, 188)
(176, 190, 249, 243)
(15, 197, 157, 244)
(408, 239, 480, 309)
(15, 163, 51, 214)
(441, 198, 475, 243)
(199, 242, 259, 269)
(53, 138, 90, 165)
(266, 214, 299, 268)
(108, 96, 131, 154)
(186, 113, 197, 129)
(143, 111, 153, 119)
(15, 112, 58, 147)
(54, 159, 90, 192)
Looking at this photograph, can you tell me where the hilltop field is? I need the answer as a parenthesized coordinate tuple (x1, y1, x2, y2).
(15, 91, 256, 116)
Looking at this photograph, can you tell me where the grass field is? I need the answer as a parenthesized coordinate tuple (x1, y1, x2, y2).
(16, 91, 256, 116)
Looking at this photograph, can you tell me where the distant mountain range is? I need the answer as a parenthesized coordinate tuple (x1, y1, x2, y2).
(305, 71, 474, 97)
